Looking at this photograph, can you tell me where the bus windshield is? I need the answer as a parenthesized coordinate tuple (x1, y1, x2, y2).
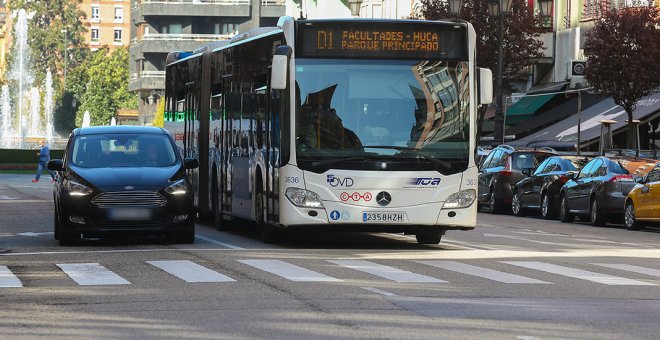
(295, 59, 470, 174)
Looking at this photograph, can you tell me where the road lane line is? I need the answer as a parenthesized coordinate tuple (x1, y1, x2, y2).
(0, 266, 22, 288)
(148, 260, 235, 283)
(329, 260, 446, 283)
(416, 260, 550, 284)
(57, 263, 131, 286)
(502, 261, 654, 286)
(592, 263, 660, 278)
(238, 259, 342, 282)
(194, 235, 244, 250)
(360, 286, 397, 297)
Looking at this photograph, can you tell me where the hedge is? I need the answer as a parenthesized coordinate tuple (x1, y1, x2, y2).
(0, 149, 65, 166)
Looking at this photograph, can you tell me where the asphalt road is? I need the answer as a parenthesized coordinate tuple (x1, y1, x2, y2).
(1, 174, 659, 339)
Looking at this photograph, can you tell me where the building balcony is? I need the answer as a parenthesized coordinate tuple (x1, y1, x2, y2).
(131, 0, 250, 21)
(129, 71, 165, 92)
(130, 33, 233, 56)
(260, 0, 286, 17)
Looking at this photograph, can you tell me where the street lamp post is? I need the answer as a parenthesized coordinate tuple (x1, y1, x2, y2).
(348, 0, 362, 17)
(488, 0, 513, 146)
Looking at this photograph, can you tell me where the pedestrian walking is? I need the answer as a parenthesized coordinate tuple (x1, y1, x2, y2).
(33, 140, 56, 183)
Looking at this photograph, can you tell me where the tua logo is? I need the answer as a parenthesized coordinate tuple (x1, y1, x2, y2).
(411, 178, 441, 186)
(327, 175, 354, 187)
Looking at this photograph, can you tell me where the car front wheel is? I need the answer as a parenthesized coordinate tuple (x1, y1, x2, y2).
(590, 198, 607, 226)
(511, 190, 525, 216)
(624, 201, 642, 230)
(541, 193, 556, 219)
(559, 195, 574, 223)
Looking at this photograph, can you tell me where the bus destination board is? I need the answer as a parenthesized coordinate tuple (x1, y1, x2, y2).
(298, 22, 467, 60)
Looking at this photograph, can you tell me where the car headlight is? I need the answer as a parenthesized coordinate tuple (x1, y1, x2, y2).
(285, 187, 324, 208)
(65, 180, 93, 196)
(164, 179, 187, 195)
(442, 189, 476, 209)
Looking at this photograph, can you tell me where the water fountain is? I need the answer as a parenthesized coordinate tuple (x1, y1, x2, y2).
(82, 111, 91, 128)
(0, 9, 57, 149)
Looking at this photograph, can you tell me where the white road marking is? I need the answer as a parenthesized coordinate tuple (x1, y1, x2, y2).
(239, 259, 342, 282)
(360, 286, 397, 297)
(57, 263, 131, 286)
(0, 266, 22, 288)
(502, 261, 654, 286)
(16, 232, 54, 237)
(483, 233, 568, 246)
(147, 260, 235, 283)
(592, 263, 660, 278)
(0, 200, 50, 203)
(416, 260, 550, 284)
(194, 235, 244, 250)
(329, 260, 445, 283)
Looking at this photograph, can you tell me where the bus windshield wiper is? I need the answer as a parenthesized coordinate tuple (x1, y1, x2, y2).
(357, 145, 452, 171)
(310, 156, 372, 168)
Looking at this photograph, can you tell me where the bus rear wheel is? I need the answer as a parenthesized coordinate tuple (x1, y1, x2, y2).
(415, 230, 444, 245)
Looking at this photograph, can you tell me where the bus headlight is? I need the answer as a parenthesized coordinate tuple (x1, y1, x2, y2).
(442, 189, 476, 209)
(285, 187, 324, 208)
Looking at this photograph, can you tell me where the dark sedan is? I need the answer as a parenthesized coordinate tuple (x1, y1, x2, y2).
(512, 156, 589, 219)
(558, 156, 658, 226)
(48, 126, 198, 246)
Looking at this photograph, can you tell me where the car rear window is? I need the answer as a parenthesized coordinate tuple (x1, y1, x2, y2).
(512, 153, 550, 170)
(608, 161, 629, 174)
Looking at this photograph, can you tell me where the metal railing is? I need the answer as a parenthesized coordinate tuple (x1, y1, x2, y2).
(133, 33, 234, 43)
(131, 71, 166, 81)
(134, 0, 250, 8)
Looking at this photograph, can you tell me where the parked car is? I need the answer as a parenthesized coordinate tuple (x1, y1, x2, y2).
(624, 163, 660, 230)
(558, 156, 659, 226)
(512, 155, 590, 219)
(48, 126, 198, 246)
(478, 145, 556, 213)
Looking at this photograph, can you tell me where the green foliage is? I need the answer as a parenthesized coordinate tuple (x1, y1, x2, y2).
(7, 0, 88, 89)
(152, 97, 165, 128)
(584, 5, 660, 147)
(53, 91, 77, 136)
(74, 48, 137, 127)
(418, 0, 545, 88)
(0, 149, 65, 164)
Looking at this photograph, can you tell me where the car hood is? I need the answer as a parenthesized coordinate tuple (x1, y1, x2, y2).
(72, 165, 182, 191)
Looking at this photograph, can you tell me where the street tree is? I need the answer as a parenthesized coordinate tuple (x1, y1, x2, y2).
(417, 0, 546, 137)
(75, 48, 137, 127)
(7, 0, 88, 89)
(584, 5, 660, 148)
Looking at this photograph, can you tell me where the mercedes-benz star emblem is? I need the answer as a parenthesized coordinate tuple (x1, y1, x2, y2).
(376, 191, 391, 206)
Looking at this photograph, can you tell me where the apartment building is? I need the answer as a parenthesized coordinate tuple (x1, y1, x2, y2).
(129, 0, 285, 125)
(80, 0, 132, 51)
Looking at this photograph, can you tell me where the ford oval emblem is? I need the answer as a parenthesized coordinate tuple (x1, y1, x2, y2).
(124, 186, 134, 190)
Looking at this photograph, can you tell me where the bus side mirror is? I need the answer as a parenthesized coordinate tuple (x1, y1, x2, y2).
(271, 45, 292, 90)
(478, 68, 493, 105)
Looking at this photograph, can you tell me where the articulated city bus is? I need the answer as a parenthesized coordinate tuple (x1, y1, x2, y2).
(164, 16, 492, 244)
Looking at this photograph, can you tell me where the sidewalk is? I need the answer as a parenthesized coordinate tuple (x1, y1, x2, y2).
(0, 173, 56, 187)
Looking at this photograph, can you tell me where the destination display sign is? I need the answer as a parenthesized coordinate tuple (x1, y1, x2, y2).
(297, 22, 468, 60)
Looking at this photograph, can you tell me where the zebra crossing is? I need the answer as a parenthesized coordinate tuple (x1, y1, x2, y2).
(1, 259, 659, 288)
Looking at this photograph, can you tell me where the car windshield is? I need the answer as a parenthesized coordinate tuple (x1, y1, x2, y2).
(70, 133, 178, 168)
(295, 58, 470, 174)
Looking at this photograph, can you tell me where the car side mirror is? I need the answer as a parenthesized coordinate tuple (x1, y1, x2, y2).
(566, 172, 576, 180)
(183, 158, 199, 169)
(47, 159, 63, 171)
(634, 176, 644, 183)
(521, 168, 533, 176)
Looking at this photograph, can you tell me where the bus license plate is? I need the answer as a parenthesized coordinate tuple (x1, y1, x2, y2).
(362, 212, 404, 223)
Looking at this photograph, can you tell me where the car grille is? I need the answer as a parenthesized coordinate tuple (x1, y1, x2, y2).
(92, 191, 167, 208)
